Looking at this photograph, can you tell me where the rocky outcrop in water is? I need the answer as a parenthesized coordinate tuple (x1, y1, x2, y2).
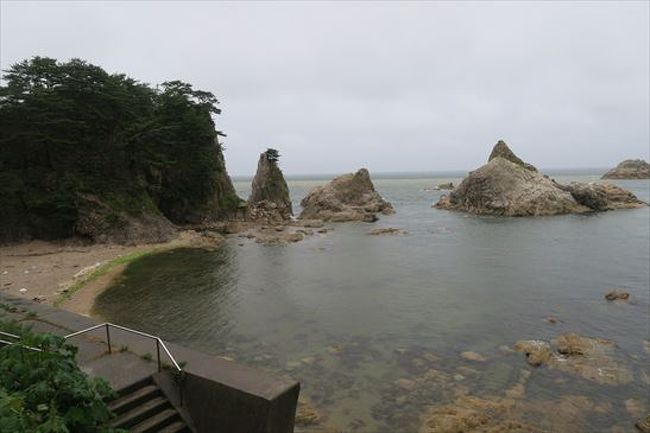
(367, 227, 407, 236)
(604, 290, 630, 301)
(558, 182, 646, 211)
(602, 159, 650, 179)
(514, 333, 633, 385)
(435, 141, 646, 216)
(299, 169, 394, 222)
(247, 149, 292, 223)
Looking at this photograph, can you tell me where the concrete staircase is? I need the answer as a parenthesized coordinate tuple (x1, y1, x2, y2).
(108, 376, 190, 433)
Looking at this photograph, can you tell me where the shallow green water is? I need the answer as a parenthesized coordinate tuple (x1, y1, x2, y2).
(95, 172, 650, 432)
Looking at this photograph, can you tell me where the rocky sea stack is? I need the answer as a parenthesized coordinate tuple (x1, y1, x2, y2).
(435, 141, 646, 216)
(299, 169, 394, 222)
(601, 159, 650, 179)
(247, 149, 293, 223)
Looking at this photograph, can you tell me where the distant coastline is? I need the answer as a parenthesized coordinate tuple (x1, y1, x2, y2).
(232, 167, 613, 182)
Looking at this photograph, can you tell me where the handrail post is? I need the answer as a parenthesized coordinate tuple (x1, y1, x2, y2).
(105, 324, 112, 354)
(156, 339, 161, 372)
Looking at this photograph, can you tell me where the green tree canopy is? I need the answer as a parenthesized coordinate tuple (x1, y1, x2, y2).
(0, 57, 239, 242)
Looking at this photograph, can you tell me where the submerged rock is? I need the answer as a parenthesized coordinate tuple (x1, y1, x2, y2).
(367, 227, 408, 236)
(435, 141, 646, 216)
(299, 168, 394, 222)
(460, 351, 487, 362)
(515, 333, 633, 385)
(636, 415, 650, 433)
(602, 159, 650, 179)
(248, 149, 292, 222)
(295, 397, 321, 426)
(604, 290, 631, 301)
(514, 340, 553, 367)
(420, 393, 608, 433)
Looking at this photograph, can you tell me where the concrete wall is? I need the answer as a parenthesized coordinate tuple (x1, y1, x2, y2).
(181, 371, 299, 433)
(0, 294, 300, 433)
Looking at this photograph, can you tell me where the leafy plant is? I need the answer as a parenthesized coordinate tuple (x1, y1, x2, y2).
(265, 148, 280, 164)
(0, 322, 124, 433)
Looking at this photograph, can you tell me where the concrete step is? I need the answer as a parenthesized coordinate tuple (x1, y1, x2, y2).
(110, 396, 170, 429)
(117, 376, 154, 398)
(108, 384, 161, 415)
(131, 408, 180, 433)
(157, 420, 191, 433)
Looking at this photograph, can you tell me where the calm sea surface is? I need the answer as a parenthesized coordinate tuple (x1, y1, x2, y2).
(94, 171, 650, 432)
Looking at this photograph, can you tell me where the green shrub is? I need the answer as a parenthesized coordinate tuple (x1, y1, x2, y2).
(0, 322, 124, 433)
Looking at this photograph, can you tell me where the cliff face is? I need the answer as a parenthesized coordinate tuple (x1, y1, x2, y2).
(299, 168, 394, 222)
(435, 141, 646, 216)
(0, 57, 243, 244)
(601, 159, 650, 179)
(247, 152, 293, 222)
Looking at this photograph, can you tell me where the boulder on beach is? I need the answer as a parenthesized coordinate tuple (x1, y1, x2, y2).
(601, 159, 650, 179)
(247, 149, 292, 223)
(299, 168, 394, 222)
(435, 140, 646, 216)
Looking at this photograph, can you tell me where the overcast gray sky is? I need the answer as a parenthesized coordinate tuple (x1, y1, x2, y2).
(1, 1, 648, 175)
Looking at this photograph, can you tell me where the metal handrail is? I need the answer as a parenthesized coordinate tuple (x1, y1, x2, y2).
(65, 323, 184, 406)
(0, 330, 20, 340)
(64, 323, 182, 372)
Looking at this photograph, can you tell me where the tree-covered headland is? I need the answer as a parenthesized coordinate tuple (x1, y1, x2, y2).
(0, 57, 242, 244)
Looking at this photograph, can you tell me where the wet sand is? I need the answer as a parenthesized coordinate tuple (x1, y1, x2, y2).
(0, 230, 223, 317)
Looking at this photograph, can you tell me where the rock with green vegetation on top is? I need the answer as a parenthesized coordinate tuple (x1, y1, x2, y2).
(247, 149, 293, 223)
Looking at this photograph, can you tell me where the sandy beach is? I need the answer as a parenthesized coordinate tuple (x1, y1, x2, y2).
(0, 230, 223, 317)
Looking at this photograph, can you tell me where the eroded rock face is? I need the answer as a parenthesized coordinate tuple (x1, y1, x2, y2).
(75, 194, 177, 244)
(514, 333, 633, 385)
(435, 141, 646, 216)
(488, 139, 537, 172)
(602, 159, 650, 179)
(435, 157, 589, 216)
(248, 152, 292, 222)
(299, 168, 394, 222)
(560, 182, 645, 211)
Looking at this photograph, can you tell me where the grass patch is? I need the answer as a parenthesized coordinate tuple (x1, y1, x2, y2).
(53, 249, 157, 307)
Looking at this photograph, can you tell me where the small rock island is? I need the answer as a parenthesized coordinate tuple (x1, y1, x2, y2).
(299, 168, 394, 222)
(601, 159, 650, 179)
(247, 148, 293, 223)
(435, 141, 646, 216)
